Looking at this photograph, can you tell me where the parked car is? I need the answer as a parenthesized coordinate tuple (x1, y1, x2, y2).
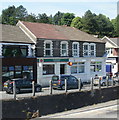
(114, 72, 119, 77)
(3, 78, 42, 94)
(93, 76, 115, 86)
(2, 76, 11, 90)
(113, 72, 119, 83)
(52, 75, 83, 90)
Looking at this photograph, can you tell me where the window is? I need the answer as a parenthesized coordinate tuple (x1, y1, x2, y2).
(90, 43, 96, 56)
(43, 64, 55, 75)
(2, 65, 33, 79)
(83, 43, 96, 57)
(3, 45, 28, 57)
(83, 43, 89, 56)
(44, 40, 53, 56)
(61, 41, 68, 56)
(71, 62, 85, 74)
(90, 62, 102, 72)
(72, 42, 79, 57)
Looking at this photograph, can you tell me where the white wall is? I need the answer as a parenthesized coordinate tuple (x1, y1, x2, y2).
(37, 57, 106, 86)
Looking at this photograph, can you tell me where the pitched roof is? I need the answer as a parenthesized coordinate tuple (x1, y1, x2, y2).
(20, 21, 104, 43)
(101, 36, 119, 48)
(110, 38, 119, 46)
(0, 24, 34, 44)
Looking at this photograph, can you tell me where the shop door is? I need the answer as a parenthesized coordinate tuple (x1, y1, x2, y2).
(60, 64, 65, 74)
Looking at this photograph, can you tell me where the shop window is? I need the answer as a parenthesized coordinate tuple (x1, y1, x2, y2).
(44, 40, 53, 57)
(90, 62, 102, 72)
(72, 42, 79, 57)
(61, 41, 68, 56)
(71, 62, 85, 74)
(43, 64, 55, 75)
(3, 45, 28, 57)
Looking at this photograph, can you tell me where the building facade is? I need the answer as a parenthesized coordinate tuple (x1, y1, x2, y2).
(17, 21, 106, 86)
(0, 24, 37, 86)
(102, 36, 119, 75)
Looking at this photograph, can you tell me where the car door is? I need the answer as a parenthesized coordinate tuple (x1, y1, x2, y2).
(69, 76, 78, 88)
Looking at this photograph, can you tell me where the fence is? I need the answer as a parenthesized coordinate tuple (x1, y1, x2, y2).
(10, 76, 119, 100)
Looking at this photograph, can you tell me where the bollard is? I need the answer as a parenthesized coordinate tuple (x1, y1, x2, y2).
(91, 77, 94, 91)
(78, 78, 81, 91)
(99, 77, 101, 90)
(106, 76, 109, 87)
(65, 78, 67, 93)
(112, 77, 114, 86)
(32, 81, 35, 96)
(49, 80, 53, 94)
(13, 80, 16, 100)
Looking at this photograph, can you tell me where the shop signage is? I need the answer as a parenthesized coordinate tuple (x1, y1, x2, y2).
(37, 59, 69, 62)
(44, 59, 69, 62)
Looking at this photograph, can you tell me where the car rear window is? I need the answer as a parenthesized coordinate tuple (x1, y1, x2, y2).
(52, 76, 59, 81)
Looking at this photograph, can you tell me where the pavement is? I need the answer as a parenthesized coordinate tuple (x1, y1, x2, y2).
(40, 99, 119, 119)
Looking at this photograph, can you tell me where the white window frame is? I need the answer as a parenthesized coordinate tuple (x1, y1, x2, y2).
(90, 61, 102, 73)
(44, 40, 53, 57)
(83, 43, 89, 57)
(60, 41, 68, 56)
(90, 43, 96, 57)
(83, 43, 96, 57)
(72, 42, 79, 57)
(71, 62, 85, 74)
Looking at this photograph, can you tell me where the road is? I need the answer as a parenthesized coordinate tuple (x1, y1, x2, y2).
(40, 100, 118, 119)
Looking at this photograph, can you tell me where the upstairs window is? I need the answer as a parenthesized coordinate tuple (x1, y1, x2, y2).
(2, 45, 28, 57)
(83, 43, 89, 56)
(83, 43, 96, 57)
(90, 43, 96, 56)
(72, 42, 79, 57)
(44, 40, 53, 57)
(61, 41, 68, 56)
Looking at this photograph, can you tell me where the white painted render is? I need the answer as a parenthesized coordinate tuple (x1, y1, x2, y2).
(37, 57, 106, 86)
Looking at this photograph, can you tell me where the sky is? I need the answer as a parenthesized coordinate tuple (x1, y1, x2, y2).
(0, 0, 119, 20)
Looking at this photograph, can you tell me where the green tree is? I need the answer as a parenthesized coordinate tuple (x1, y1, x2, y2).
(70, 17, 83, 29)
(25, 13, 37, 22)
(37, 13, 50, 23)
(61, 13, 75, 26)
(53, 11, 64, 25)
(1, 5, 28, 25)
(81, 10, 98, 34)
(1, 5, 16, 25)
(96, 14, 114, 37)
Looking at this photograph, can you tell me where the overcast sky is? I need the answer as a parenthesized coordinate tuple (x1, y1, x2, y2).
(0, 0, 118, 20)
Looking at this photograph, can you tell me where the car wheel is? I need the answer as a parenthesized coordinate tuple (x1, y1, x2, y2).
(16, 88, 20, 94)
(61, 85, 65, 90)
(36, 86, 42, 92)
(102, 82, 106, 86)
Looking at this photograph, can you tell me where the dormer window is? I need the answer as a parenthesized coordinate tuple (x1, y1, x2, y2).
(61, 41, 68, 56)
(44, 40, 53, 57)
(72, 42, 79, 57)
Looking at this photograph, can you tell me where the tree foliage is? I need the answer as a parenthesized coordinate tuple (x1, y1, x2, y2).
(61, 13, 75, 26)
(0, 5, 118, 37)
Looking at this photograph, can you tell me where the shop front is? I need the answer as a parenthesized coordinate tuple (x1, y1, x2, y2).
(2, 58, 37, 82)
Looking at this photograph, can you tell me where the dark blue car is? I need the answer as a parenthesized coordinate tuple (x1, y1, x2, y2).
(52, 75, 83, 90)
